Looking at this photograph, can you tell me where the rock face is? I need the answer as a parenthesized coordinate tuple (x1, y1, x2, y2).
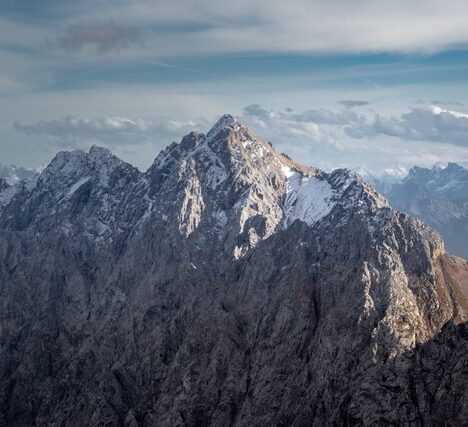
(0, 115, 467, 426)
(0, 179, 9, 193)
(375, 163, 468, 259)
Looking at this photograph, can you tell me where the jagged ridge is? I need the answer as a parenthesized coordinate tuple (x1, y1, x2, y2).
(377, 162, 468, 258)
(0, 115, 466, 426)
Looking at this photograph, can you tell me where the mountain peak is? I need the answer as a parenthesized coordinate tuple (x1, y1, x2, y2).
(1, 116, 468, 426)
(446, 162, 464, 172)
(89, 145, 113, 157)
(207, 114, 241, 139)
(40, 145, 133, 194)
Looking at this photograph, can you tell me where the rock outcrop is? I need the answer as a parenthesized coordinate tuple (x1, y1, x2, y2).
(0, 115, 467, 426)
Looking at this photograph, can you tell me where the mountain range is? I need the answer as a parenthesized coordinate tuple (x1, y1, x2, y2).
(0, 115, 467, 426)
(371, 163, 468, 259)
(0, 163, 38, 186)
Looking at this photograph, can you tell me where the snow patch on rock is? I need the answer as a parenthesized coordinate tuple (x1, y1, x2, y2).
(67, 177, 90, 196)
(282, 166, 334, 227)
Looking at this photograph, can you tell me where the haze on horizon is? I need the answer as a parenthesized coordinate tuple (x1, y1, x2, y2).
(1, 0, 468, 176)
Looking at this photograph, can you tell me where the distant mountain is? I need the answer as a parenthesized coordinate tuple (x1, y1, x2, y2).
(373, 163, 468, 258)
(0, 115, 467, 425)
(0, 163, 38, 185)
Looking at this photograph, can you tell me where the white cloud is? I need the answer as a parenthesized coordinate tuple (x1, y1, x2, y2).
(431, 105, 468, 119)
(345, 105, 468, 146)
(242, 103, 362, 127)
(14, 115, 207, 148)
(240, 104, 468, 174)
(240, 104, 366, 170)
(58, 0, 468, 55)
(4, 1, 468, 60)
(2, 1, 468, 175)
(10, 102, 468, 175)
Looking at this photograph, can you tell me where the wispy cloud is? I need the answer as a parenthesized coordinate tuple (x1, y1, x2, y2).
(240, 104, 364, 169)
(2, 1, 468, 173)
(53, 23, 142, 54)
(338, 100, 370, 109)
(14, 115, 205, 147)
(11, 104, 468, 174)
(240, 103, 468, 173)
(5, 1, 468, 56)
(242, 104, 361, 127)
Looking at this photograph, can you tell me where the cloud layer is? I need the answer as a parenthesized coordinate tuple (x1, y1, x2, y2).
(338, 100, 370, 109)
(240, 104, 468, 173)
(4, 0, 468, 57)
(54, 24, 142, 54)
(72, 1, 468, 54)
(12, 103, 468, 174)
(15, 115, 205, 147)
(346, 106, 468, 146)
(2, 1, 468, 172)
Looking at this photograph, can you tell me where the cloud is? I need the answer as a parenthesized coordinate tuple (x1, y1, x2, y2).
(5, 1, 468, 57)
(240, 104, 369, 170)
(338, 100, 370, 109)
(430, 100, 463, 107)
(239, 104, 468, 174)
(54, 23, 142, 53)
(289, 109, 360, 126)
(345, 106, 468, 146)
(14, 115, 205, 147)
(243, 104, 361, 126)
(95, 0, 468, 55)
(0, 74, 24, 94)
(14, 106, 363, 171)
(10, 103, 468, 176)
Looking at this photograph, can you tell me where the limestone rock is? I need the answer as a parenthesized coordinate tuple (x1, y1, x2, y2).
(0, 116, 466, 426)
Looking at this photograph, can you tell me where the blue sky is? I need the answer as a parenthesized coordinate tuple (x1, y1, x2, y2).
(1, 0, 468, 176)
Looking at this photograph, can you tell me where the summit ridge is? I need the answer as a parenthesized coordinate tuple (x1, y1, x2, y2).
(0, 115, 466, 425)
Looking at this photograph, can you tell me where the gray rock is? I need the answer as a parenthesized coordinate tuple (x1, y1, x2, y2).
(0, 179, 9, 193)
(0, 115, 467, 426)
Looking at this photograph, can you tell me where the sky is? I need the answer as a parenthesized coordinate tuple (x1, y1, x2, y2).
(1, 0, 468, 177)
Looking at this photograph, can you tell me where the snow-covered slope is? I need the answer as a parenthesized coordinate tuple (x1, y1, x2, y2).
(282, 166, 334, 227)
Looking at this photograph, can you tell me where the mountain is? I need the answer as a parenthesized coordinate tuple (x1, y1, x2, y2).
(0, 115, 467, 426)
(374, 163, 468, 259)
(0, 163, 38, 185)
(0, 179, 9, 192)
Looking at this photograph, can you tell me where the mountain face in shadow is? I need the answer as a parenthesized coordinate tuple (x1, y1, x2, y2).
(0, 116, 467, 426)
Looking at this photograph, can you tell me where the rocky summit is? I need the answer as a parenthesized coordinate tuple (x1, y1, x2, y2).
(0, 115, 467, 426)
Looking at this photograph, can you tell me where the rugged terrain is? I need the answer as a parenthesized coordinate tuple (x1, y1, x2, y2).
(373, 163, 468, 259)
(0, 163, 38, 186)
(0, 115, 467, 426)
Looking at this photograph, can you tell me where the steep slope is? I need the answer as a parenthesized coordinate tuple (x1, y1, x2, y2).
(0, 179, 9, 193)
(377, 163, 468, 258)
(0, 115, 467, 426)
